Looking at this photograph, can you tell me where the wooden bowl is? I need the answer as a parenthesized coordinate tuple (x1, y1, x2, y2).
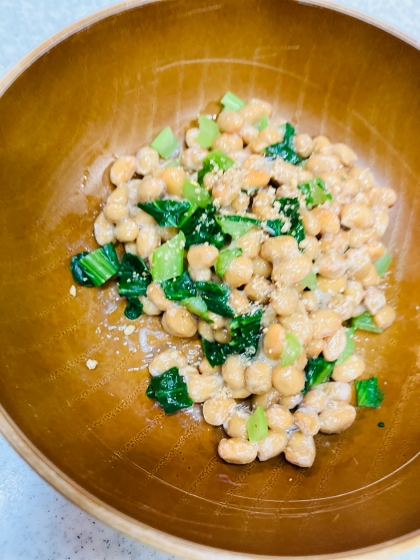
(1, 1, 420, 558)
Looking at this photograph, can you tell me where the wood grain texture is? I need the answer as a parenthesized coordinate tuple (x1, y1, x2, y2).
(0, 0, 420, 558)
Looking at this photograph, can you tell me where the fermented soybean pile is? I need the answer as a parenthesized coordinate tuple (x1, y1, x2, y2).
(71, 92, 396, 467)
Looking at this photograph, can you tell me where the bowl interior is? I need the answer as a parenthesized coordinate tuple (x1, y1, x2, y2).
(1, 0, 420, 557)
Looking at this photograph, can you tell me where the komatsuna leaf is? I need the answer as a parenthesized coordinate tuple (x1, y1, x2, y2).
(124, 297, 143, 320)
(195, 281, 234, 318)
(275, 197, 305, 244)
(355, 376, 384, 408)
(160, 271, 197, 301)
(146, 367, 193, 414)
(303, 356, 336, 393)
(215, 215, 260, 240)
(298, 177, 332, 207)
(180, 205, 226, 249)
(138, 200, 193, 227)
(200, 310, 263, 367)
(264, 122, 302, 165)
(117, 253, 152, 297)
(70, 252, 95, 287)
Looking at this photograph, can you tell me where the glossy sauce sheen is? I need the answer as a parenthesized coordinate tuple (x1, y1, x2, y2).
(0, 0, 419, 557)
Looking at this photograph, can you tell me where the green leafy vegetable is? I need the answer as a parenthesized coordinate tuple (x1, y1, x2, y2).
(200, 338, 230, 367)
(298, 177, 332, 207)
(299, 271, 317, 291)
(151, 231, 185, 281)
(264, 122, 302, 165)
(77, 243, 120, 287)
(181, 296, 213, 322)
(70, 252, 95, 287)
(160, 271, 197, 301)
(355, 376, 384, 408)
(138, 200, 193, 227)
(351, 311, 383, 334)
(228, 310, 263, 359)
(304, 356, 336, 393)
(196, 115, 220, 148)
(146, 367, 193, 414)
(200, 310, 263, 366)
(276, 197, 305, 244)
(197, 150, 234, 185)
(336, 327, 355, 365)
(182, 179, 212, 208)
(124, 297, 143, 320)
(215, 215, 260, 240)
(117, 254, 152, 297)
(247, 406, 268, 443)
(180, 205, 226, 249)
(215, 248, 242, 278)
(150, 126, 180, 159)
(195, 281, 234, 317)
(255, 115, 269, 132)
(263, 219, 284, 237)
(375, 253, 392, 277)
(220, 91, 246, 111)
(281, 332, 302, 367)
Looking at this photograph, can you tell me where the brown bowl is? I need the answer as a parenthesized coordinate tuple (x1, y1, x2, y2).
(1, 0, 420, 558)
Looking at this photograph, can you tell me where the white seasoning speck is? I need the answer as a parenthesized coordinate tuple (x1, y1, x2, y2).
(69, 285, 77, 297)
(86, 359, 98, 370)
(124, 325, 136, 335)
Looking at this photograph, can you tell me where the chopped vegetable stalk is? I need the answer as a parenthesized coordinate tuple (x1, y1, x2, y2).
(215, 215, 260, 240)
(298, 177, 332, 207)
(281, 332, 302, 367)
(146, 367, 193, 414)
(78, 243, 120, 287)
(375, 253, 392, 277)
(303, 357, 336, 393)
(117, 254, 152, 297)
(351, 311, 383, 333)
(163, 157, 180, 169)
(151, 231, 185, 281)
(299, 271, 317, 291)
(255, 115, 269, 132)
(215, 248, 242, 278)
(150, 126, 180, 159)
(220, 91, 246, 111)
(180, 204, 226, 249)
(196, 115, 220, 148)
(101, 243, 120, 270)
(336, 327, 355, 365)
(182, 179, 212, 208)
(355, 376, 384, 408)
(276, 197, 305, 244)
(181, 296, 213, 322)
(124, 297, 143, 320)
(200, 310, 263, 366)
(265, 122, 302, 165)
(160, 271, 197, 300)
(247, 406, 268, 443)
(195, 281, 234, 317)
(70, 252, 95, 286)
(138, 200, 193, 227)
(197, 150, 234, 185)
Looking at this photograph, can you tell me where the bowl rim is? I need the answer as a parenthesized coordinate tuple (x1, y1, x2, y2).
(0, 1, 419, 558)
